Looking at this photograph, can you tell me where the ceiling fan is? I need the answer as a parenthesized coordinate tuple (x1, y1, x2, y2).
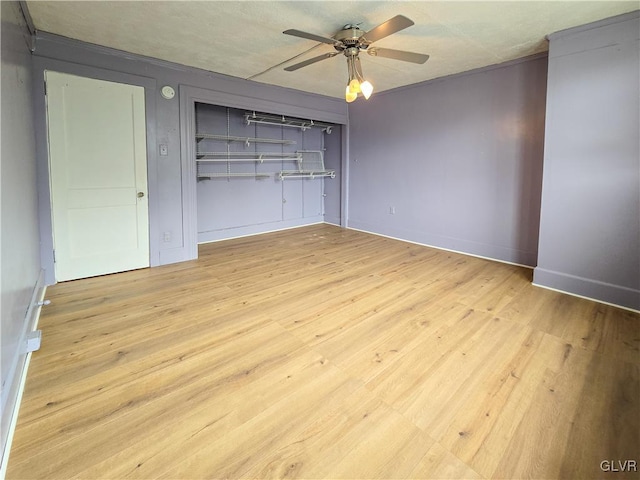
(283, 15, 429, 102)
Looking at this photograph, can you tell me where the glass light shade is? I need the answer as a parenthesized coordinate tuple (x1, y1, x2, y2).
(348, 78, 361, 94)
(360, 80, 374, 99)
(345, 86, 357, 103)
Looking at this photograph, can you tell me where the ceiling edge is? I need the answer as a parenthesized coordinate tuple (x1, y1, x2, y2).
(546, 9, 639, 41)
(364, 51, 550, 101)
(32, 30, 348, 106)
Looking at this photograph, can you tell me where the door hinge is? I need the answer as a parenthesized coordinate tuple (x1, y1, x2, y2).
(52, 249, 56, 263)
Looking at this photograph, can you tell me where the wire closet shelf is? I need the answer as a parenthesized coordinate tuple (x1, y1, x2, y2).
(279, 150, 335, 180)
(195, 108, 335, 180)
(244, 111, 334, 134)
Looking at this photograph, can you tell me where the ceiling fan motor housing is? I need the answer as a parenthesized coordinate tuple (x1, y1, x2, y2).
(333, 26, 369, 51)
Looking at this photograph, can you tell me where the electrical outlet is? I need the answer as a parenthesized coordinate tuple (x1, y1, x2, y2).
(163, 231, 171, 242)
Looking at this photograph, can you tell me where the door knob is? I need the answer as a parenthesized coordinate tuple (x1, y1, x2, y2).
(137, 192, 145, 198)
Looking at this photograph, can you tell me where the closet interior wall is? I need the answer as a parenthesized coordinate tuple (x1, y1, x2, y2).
(196, 103, 336, 243)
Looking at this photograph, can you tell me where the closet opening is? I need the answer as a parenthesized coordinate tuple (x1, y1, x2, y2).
(194, 103, 342, 245)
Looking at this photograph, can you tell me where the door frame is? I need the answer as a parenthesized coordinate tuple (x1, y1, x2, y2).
(34, 60, 158, 286)
(179, 85, 348, 260)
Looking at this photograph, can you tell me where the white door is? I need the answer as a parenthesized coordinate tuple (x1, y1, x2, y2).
(45, 71, 149, 281)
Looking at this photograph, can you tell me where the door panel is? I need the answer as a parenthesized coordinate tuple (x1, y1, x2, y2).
(46, 71, 149, 281)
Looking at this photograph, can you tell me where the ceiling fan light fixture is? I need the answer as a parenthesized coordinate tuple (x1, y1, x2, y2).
(284, 15, 426, 103)
(360, 80, 373, 99)
(346, 53, 372, 101)
(345, 85, 357, 103)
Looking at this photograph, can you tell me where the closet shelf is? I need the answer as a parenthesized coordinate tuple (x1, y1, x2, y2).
(197, 172, 271, 179)
(196, 133, 296, 146)
(244, 112, 334, 134)
(278, 150, 335, 180)
(279, 171, 335, 179)
(196, 152, 301, 162)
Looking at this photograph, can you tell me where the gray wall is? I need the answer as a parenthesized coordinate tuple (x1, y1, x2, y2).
(31, 32, 347, 284)
(1, 1, 43, 464)
(323, 124, 343, 226)
(347, 55, 548, 266)
(534, 12, 640, 310)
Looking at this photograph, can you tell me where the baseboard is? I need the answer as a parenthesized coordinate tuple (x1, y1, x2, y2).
(0, 270, 47, 479)
(197, 217, 325, 244)
(346, 224, 535, 270)
(533, 267, 640, 312)
(158, 245, 193, 266)
(323, 216, 341, 227)
(346, 220, 537, 267)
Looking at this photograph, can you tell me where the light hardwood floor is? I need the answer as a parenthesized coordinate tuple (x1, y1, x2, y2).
(7, 224, 640, 479)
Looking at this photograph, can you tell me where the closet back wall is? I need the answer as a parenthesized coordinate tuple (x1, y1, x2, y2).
(348, 55, 548, 266)
(196, 105, 329, 242)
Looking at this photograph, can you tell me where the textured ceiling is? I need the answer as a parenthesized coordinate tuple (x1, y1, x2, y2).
(26, 1, 638, 99)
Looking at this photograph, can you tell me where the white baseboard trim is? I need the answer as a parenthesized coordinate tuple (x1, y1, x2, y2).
(346, 226, 535, 270)
(323, 216, 341, 227)
(0, 351, 35, 480)
(532, 282, 640, 314)
(1, 270, 47, 479)
(533, 267, 639, 312)
(197, 219, 325, 245)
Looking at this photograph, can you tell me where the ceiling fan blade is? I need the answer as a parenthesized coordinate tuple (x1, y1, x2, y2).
(283, 29, 338, 46)
(367, 47, 429, 64)
(284, 52, 338, 72)
(361, 15, 414, 44)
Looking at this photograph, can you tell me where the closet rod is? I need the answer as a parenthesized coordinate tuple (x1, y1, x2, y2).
(195, 133, 296, 146)
(244, 112, 333, 133)
(279, 171, 335, 179)
(198, 173, 272, 179)
(196, 151, 301, 156)
(197, 157, 300, 163)
(245, 118, 316, 132)
(196, 152, 302, 162)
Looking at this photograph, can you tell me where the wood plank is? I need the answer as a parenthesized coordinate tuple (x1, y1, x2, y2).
(7, 224, 639, 480)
